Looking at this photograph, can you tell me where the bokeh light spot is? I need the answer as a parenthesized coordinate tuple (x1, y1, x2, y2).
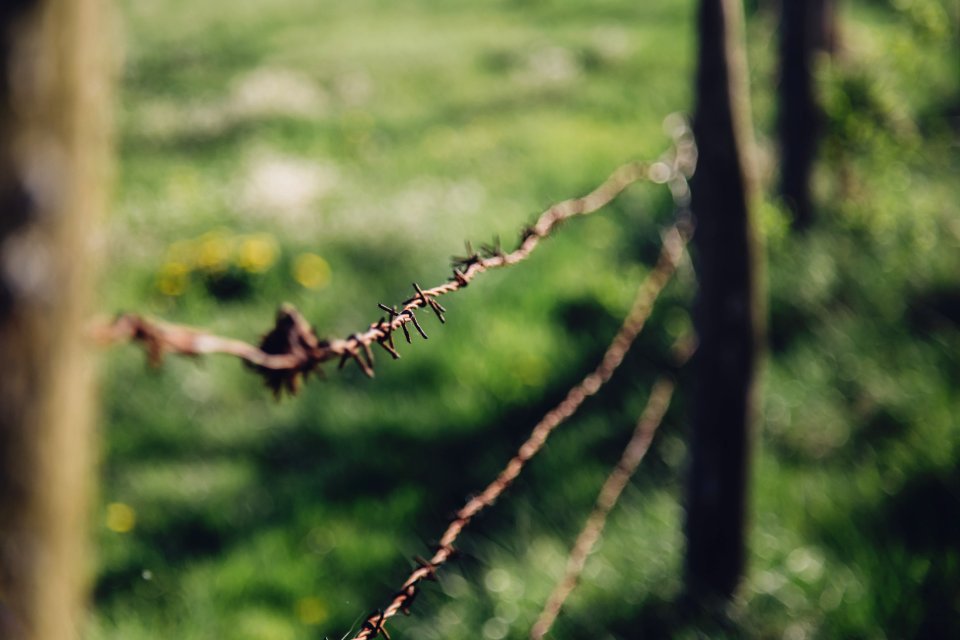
(484, 568, 512, 593)
(105, 502, 136, 533)
(238, 234, 278, 273)
(157, 262, 189, 296)
(482, 616, 509, 640)
(293, 253, 331, 290)
(295, 596, 328, 625)
(196, 234, 231, 272)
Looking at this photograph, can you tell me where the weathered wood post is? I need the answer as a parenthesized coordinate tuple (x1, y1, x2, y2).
(0, 1, 109, 638)
(778, 0, 836, 229)
(684, 0, 762, 607)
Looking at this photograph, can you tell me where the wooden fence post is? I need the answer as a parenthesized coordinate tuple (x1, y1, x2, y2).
(778, 0, 835, 229)
(683, 0, 762, 606)
(0, 1, 109, 638)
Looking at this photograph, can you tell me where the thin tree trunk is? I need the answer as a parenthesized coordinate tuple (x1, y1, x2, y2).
(778, 0, 835, 229)
(684, 0, 762, 605)
(0, 1, 109, 639)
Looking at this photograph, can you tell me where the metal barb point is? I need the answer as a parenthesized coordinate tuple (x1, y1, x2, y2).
(398, 584, 418, 615)
(360, 337, 375, 368)
(405, 309, 428, 340)
(376, 319, 401, 359)
(352, 351, 374, 378)
(377, 302, 396, 316)
(480, 235, 503, 259)
(414, 556, 439, 582)
(414, 282, 446, 323)
(379, 303, 412, 343)
(451, 268, 469, 287)
(360, 610, 390, 640)
(520, 224, 539, 243)
(451, 240, 482, 271)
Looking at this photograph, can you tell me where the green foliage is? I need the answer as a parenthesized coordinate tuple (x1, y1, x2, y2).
(95, 0, 959, 638)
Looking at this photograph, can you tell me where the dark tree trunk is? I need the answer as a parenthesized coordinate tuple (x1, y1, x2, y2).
(684, 0, 762, 606)
(778, 0, 835, 229)
(0, 1, 109, 638)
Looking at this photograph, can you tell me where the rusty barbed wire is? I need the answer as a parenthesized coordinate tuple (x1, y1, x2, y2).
(94, 126, 696, 396)
(529, 379, 675, 640)
(529, 336, 695, 640)
(347, 221, 689, 640)
(342, 116, 696, 640)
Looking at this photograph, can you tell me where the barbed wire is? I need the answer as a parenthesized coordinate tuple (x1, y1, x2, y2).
(93, 126, 696, 396)
(346, 220, 689, 639)
(340, 116, 695, 640)
(529, 336, 694, 640)
(93, 115, 696, 639)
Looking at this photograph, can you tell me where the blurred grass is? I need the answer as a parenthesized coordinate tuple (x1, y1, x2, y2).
(92, 0, 959, 638)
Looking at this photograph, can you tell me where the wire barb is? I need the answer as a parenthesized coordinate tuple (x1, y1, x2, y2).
(450, 268, 469, 287)
(451, 241, 481, 271)
(375, 319, 402, 360)
(413, 282, 445, 324)
(405, 309, 428, 340)
(479, 236, 503, 260)
(358, 336, 376, 375)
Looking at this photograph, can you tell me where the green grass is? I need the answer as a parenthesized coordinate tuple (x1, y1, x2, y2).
(92, 0, 959, 638)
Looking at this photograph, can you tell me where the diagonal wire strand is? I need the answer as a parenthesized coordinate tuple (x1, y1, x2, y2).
(529, 335, 694, 640)
(94, 163, 646, 382)
(346, 116, 696, 639)
(348, 223, 689, 640)
(92, 127, 695, 395)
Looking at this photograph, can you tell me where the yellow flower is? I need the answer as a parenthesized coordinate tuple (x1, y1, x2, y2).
(237, 234, 278, 273)
(196, 233, 231, 272)
(293, 253, 331, 290)
(105, 502, 136, 533)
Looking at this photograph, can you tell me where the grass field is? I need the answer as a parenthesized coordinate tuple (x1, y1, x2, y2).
(91, 1, 959, 638)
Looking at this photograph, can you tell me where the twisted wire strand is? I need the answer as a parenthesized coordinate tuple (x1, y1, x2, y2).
(93, 132, 694, 395)
(349, 224, 689, 640)
(529, 336, 695, 640)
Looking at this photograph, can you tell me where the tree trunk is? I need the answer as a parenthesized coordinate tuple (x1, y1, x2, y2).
(684, 0, 762, 606)
(778, 0, 836, 229)
(0, 1, 109, 639)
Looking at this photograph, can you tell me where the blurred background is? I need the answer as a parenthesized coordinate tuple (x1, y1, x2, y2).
(91, 0, 958, 638)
